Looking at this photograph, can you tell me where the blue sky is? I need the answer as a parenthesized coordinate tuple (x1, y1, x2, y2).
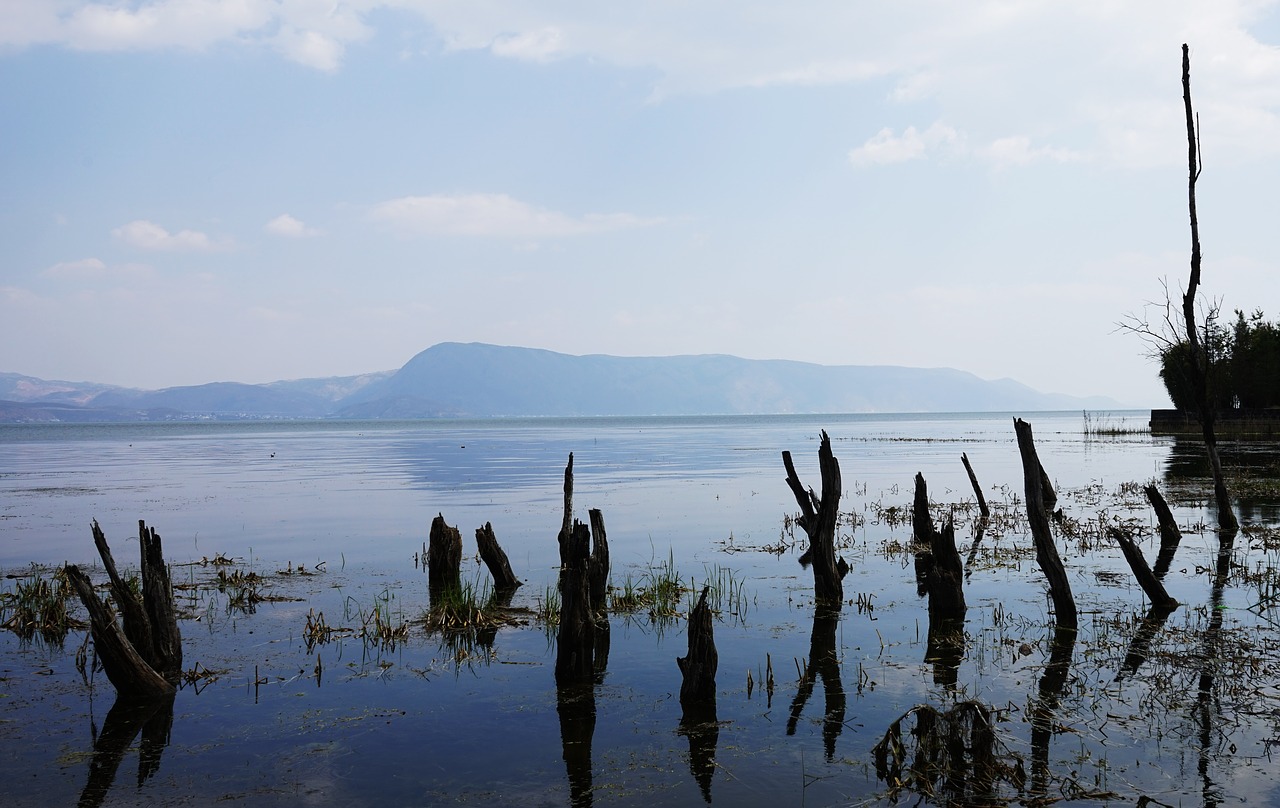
(3, 2, 1279, 406)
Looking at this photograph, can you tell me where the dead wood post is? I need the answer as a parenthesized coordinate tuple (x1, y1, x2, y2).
(556, 520, 596, 684)
(1144, 484, 1183, 552)
(1014, 418, 1077, 630)
(782, 430, 847, 607)
(138, 521, 182, 676)
(677, 586, 718, 705)
(475, 522, 521, 592)
(65, 565, 175, 699)
(66, 519, 184, 699)
(587, 508, 610, 618)
(911, 473, 966, 622)
(1180, 42, 1237, 531)
(427, 514, 463, 602)
(1108, 526, 1178, 609)
(961, 452, 989, 519)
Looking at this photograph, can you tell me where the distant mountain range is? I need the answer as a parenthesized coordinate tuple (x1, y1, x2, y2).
(0, 342, 1122, 423)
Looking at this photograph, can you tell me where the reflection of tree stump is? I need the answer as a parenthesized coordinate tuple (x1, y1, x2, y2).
(78, 694, 175, 808)
(475, 522, 520, 592)
(873, 700, 1022, 805)
(556, 681, 596, 808)
(782, 431, 847, 607)
(678, 699, 719, 803)
(786, 607, 845, 761)
(427, 514, 463, 602)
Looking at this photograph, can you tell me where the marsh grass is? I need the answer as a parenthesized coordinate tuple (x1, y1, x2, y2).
(0, 566, 81, 643)
(608, 549, 687, 624)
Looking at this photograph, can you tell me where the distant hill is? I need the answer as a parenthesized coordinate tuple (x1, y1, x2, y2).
(0, 343, 1121, 423)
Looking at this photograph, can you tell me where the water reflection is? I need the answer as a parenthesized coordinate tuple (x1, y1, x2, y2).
(678, 701, 719, 803)
(1116, 604, 1177, 681)
(1198, 528, 1237, 808)
(1164, 437, 1280, 523)
(786, 607, 846, 761)
(556, 681, 597, 808)
(1029, 626, 1076, 797)
(79, 694, 175, 808)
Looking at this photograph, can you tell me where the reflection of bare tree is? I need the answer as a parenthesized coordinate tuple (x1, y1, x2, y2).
(78, 693, 174, 808)
(1197, 528, 1236, 808)
(786, 607, 845, 761)
(1029, 626, 1076, 797)
(873, 700, 1023, 804)
(557, 680, 597, 808)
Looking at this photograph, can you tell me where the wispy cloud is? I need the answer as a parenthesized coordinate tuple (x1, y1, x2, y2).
(265, 214, 321, 238)
(849, 123, 961, 166)
(112, 220, 220, 252)
(369, 193, 659, 238)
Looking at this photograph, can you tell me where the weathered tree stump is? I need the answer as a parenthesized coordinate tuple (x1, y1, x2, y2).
(782, 431, 847, 607)
(912, 473, 966, 622)
(475, 522, 521, 592)
(1014, 418, 1077, 630)
(556, 520, 596, 684)
(1144, 484, 1184, 580)
(677, 586, 718, 705)
(554, 454, 611, 685)
(65, 519, 183, 699)
(1108, 526, 1178, 609)
(427, 513, 463, 602)
(138, 521, 182, 676)
(65, 565, 175, 699)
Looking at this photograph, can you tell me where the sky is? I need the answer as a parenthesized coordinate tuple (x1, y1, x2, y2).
(2, 2, 1279, 407)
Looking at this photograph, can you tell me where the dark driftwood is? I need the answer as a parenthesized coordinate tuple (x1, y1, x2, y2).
(65, 565, 175, 699)
(427, 513, 463, 601)
(1144, 484, 1184, 580)
(1014, 419, 1077, 630)
(677, 587, 718, 705)
(912, 474, 966, 622)
(587, 508, 610, 618)
(961, 453, 989, 519)
(782, 431, 847, 606)
(1109, 526, 1178, 609)
(475, 522, 521, 592)
(138, 521, 182, 676)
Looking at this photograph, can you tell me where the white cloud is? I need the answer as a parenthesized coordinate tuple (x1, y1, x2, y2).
(265, 213, 321, 238)
(112, 219, 218, 251)
(981, 135, 1090, 169)
(369, 193, 659, 238)
(849, 123, 961, 166)
(490, 26, 564, 62)
(44, 257, 108, 278)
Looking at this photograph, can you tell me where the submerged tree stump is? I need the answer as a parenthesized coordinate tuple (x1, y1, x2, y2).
(475, 522, 521, 592)
(912, 474, 966, 622)
(427, 514, 463, 601)
(139, 521, 182, 676)
(1144, 484, 1184, 579)
(1014, 419, 1077, 630)
(65, 565, 175, 699)
(1108, 526, 1178, 609)
(961, 452, 989, 519)
(782, 430, 847, 607)
(554, 454, 611, 685)
(677, 587, 718, 705)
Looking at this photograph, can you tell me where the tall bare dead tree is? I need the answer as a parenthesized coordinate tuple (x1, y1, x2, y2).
(1181, 42, 1238, 531)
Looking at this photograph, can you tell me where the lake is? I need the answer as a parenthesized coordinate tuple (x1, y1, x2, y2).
(1, 411, 1277, 806)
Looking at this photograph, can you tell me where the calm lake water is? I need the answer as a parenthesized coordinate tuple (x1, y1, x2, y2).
(1, 412, 1277, 806)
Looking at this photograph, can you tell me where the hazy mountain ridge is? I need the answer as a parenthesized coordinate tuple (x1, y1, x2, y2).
(0, 343, 1122, 423)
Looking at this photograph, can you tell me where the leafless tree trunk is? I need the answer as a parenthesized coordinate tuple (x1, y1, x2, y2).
(1014, 419, 1077, 630)
(1181, 42, 1238, 531)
